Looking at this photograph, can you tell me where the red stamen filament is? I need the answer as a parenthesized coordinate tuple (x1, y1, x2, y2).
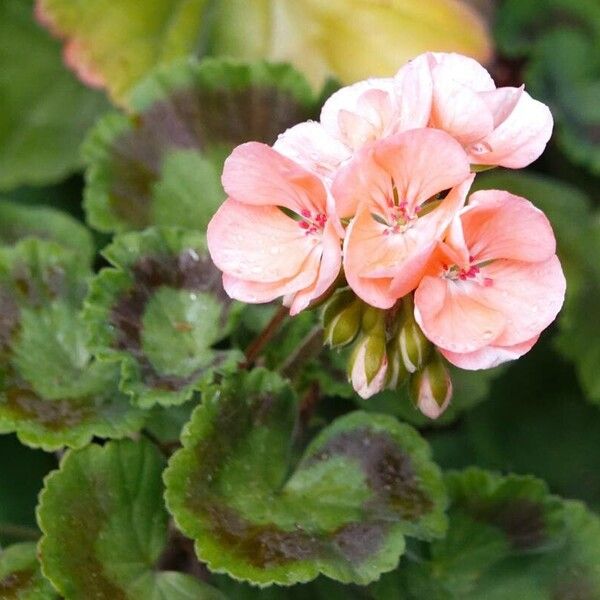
(298, 210, 327, 235)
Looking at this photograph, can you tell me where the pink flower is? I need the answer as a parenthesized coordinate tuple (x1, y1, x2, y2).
(274, 54, 432, 181)
(423, 52, 553, 168)
(207, 142, 341, 315)
(333, 128, 473, 309)
(414, 190, 566, 369)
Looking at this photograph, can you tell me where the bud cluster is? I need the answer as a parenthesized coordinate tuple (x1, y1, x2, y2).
(323, 289, 452, 419)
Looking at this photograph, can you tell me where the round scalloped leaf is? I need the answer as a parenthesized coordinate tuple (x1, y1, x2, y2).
(0, 542, 58, 599)
(0, 239, 144, 450)
(36, 0, 208, 105)
(164, 368, 447, 587)
(379, 468, 600, 599)
(84, 227, 239, 408)
(83, 58, 316, 234)
(0, 0, 108, 190)
(0, 198, 94, 264)
(37, 439, 227, 600)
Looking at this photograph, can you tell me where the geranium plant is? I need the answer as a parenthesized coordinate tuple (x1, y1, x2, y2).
(1, 1, 600, 599)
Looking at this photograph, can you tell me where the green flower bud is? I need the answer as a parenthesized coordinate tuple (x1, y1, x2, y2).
(347, 306, 388, 399)
(322, 289, 363, 348)
(385, 342, 410, 390)
(348, 334, 388, 399)
(410, 352, 453, 419)
(390, 296, 431, 373)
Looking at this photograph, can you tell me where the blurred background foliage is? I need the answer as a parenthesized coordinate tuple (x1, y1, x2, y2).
(0, 0, 599, 598)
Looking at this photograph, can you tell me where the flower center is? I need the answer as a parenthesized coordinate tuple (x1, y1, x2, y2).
(298, 209, 327, 235)
(443, 256, 494, 287)
(383, 194, 417, 235)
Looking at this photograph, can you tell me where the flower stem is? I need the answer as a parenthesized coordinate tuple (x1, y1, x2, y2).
(0, 523, 39, 541)
(242, 305, 288, 368)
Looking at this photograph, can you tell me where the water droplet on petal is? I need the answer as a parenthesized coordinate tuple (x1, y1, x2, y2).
(470, 141, 492, 155)
(482, 329, 494, 340)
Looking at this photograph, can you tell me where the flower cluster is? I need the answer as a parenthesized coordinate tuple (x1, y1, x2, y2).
(207, 52, 565, 418)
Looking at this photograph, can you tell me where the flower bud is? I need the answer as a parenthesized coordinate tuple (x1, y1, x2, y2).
(389, 296, 431, 374)
(410, 353, 452, 419)
(322, 289, 363, 348)
(384, 342, 410, 390)
(347, 306, 387, 399)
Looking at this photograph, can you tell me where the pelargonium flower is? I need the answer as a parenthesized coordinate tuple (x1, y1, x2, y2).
(333, 128, 473, 309)
(274, 55, 432, 181)
(275, 52, 553, 181)
(426, 52, 554, 168)
(413, 190, 566, 369)
(207, 142, 341, 315)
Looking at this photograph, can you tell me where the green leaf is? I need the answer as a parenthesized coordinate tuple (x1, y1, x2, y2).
(37, 439, 226, 599)
(0, 239, 144, 450)
(495, 0, 600, 174)
(164, 368, 447, 586)
(375, 469, 600, 600)
(436, 343, 600, 512)
(0, 199, 94, 265)
(84, 227, 239, 408)
(472, 171, 600, 404)
(0, 542, 58, 599)
(36, 0, 208, 105)
(83, 58, 317, 233)
(495, 0, 600, 57)
(0, 0, 109, 190)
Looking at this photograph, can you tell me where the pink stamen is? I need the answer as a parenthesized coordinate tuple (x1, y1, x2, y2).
(297, 211, 327, 235)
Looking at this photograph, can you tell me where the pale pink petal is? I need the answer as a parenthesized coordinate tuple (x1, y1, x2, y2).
(320, 78, 396, 147)
(440, 335, 539, 370)
(393, 53, 434, 130)
(476, 255, 566, 346)
(372, 129, 471, 211)
(479, 86, 524, 128)
(414, 276, 507, 354)
(207, 199, 319, 283)
(429, 52, 496, 91)
(468, 90, 553, 168)
(287, 220, 342, 314)
(343, 209, 397, 308)
(371, 174, 473, 280)
(222, 142, 327, 214)
(464, 190, 556, 263)
(273, 121, 351, 182)
(430, 66, 494, 145)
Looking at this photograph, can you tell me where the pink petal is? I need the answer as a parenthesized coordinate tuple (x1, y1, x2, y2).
(430, 66, 495, 145)
(476, 255, 566, 346)
(207, 199, 319, 284)
(222, 249, 321, 304)
(414, 275, 507, 354)
(440, 335, 539, 370)
(222, 142, 327, 214)
(273, 121, 351, 182)
(479, 86, 524, 128)
(320, 77, 397, 147)
(463, 190, 557, 263)
(393, 53, 434, 130)
(468, 90, 553, 168)
(372, 129, 471, 211)
(429, 52, 496, 91)
(287, 220, 342, 315)
(343, 209, 398, 309)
